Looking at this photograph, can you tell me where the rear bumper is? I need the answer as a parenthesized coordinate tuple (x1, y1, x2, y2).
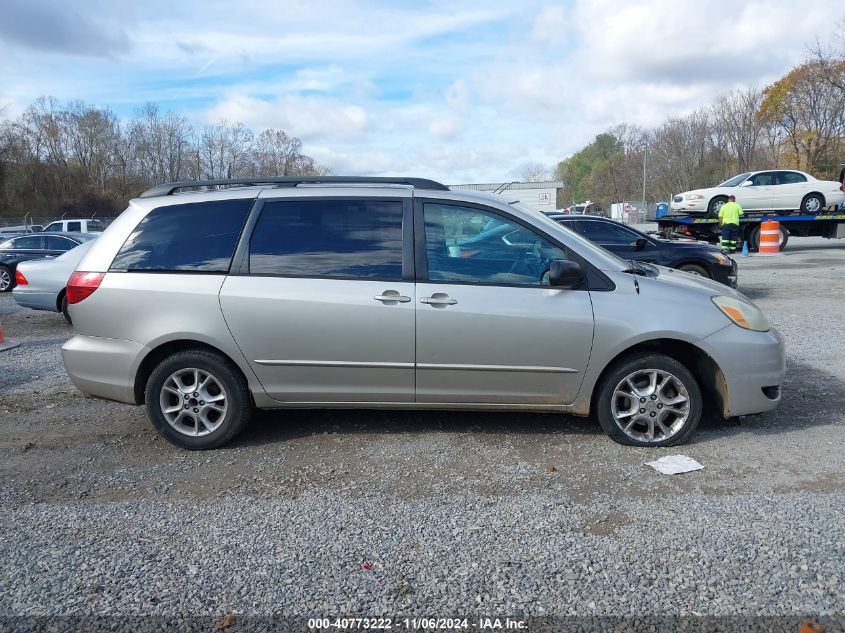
(62, 335, 146, 404)
(699, 325, 785, 417)
(12, 288, 57, 312)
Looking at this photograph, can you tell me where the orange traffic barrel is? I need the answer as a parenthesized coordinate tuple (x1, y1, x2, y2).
(759, 219, 781, 255)
(0, 325, 20, 352)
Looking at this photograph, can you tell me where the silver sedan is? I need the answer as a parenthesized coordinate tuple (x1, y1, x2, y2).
(12, 239, 96, 323)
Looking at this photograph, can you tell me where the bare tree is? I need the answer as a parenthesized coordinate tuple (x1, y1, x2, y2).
(710, 87, 769, 173)
(518, 161, 551, 182)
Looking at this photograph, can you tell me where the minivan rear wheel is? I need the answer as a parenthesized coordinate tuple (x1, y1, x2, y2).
(595, 353, 702, 447)
(145, 349, 253, 449)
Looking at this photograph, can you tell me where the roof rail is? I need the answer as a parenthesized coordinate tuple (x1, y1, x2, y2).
(139, 176, 449, 198)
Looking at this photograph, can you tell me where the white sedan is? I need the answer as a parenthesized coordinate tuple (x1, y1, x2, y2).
(12, 239, 96, 323)
(672, 169, 845, 215)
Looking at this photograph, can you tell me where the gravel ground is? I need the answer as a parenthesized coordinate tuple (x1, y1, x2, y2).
(0, 237, 843, 629)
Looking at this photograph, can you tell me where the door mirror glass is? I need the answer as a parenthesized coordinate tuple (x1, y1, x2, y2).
(548, 260, 583, 289)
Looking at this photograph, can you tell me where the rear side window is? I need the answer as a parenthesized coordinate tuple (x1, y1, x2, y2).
(88, 220, 106, 231)
(111, 199, 252, 272)
(574, 220, 638, 244)
(249, 199, 403, 279)
(66, 221, 82, 232)
(46, 236, 77, 251)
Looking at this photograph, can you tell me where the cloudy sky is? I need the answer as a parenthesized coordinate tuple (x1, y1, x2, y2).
(0, 0, 840, 182)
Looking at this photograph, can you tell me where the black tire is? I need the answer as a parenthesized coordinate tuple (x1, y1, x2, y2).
(595, 353, 703, 447)
(677, 263, 710, 278)
(144, 349, 253, 450)
(60, 292, 71, 324)
(750, 224, 788, 252)
(0, 265, 14, 292)
(707, 196, 727, 216)
(748, 226, 760, 252)
(778, 226, 789, 251)
(800, 193, 825, 214)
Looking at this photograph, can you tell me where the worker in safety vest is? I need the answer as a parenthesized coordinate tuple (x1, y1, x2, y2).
(718, 195, 743, 253)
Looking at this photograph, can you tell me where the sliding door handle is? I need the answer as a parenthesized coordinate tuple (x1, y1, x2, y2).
(421, 295, 458, 306)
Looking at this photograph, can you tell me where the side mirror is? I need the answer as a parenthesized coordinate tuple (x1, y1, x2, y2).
(632, 238, 648, 250)
(739, 180, 753, 187)
(548, 260, 584, 289)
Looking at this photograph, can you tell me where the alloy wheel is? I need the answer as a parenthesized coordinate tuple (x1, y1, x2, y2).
(159, 367, 228, 437)
(611, 369, 690, 443)
(0, 269, 10, 291)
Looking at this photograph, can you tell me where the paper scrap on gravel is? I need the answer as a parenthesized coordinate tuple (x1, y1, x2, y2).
(646, 455, 704, 475)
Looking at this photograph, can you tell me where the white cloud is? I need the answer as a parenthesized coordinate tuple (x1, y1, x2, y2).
(532, 5, 567, 43)
(1, 0, 842, 184)
(207, 94, 369, 141)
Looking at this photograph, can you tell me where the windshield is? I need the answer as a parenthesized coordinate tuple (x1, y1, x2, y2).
(718, 173, 752, 187)
(509, 202, 629, 271)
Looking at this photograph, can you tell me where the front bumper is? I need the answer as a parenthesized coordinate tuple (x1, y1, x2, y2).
(671, 200, 707, 213)
(699, 325, 785, 417)
(62, 335, 147, 404)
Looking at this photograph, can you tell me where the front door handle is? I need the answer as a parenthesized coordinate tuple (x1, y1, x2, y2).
(374, 291, 411, 303)
(421, 294, 458, 306)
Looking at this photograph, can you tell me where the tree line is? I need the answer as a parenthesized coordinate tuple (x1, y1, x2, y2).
(0, 99, 329, 219)
(556, 45, 845, 208)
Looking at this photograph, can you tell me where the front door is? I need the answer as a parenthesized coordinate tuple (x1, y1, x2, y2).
(220, 196, 416, 402)
(736, 173, 775, 210)
(414, 201, 595, 405)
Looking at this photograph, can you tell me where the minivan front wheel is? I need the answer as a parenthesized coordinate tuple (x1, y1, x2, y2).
(145, 350, 253, 449)
(595, 353, 702, 446)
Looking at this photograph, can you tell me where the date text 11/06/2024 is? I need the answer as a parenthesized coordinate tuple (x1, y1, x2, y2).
(308, 617, 527, 630)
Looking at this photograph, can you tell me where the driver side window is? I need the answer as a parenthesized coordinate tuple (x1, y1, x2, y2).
(423, 203, 567, 286)
(750, 173, 775, 186)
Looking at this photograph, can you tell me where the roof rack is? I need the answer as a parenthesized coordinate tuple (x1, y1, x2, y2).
(139, 176, 449, 198)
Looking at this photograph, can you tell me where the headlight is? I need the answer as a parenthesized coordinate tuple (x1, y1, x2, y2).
(709, 253, 730, 265)
(711, 295, 770, 331)
(686, 194, 705, 200)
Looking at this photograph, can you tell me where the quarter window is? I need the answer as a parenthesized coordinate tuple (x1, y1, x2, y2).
(249, 199, 404, 279)
(423, 203, 567, 286)
(111, 199, 251, 272)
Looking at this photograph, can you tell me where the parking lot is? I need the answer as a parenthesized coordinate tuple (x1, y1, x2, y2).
(1, 238, 843, 625)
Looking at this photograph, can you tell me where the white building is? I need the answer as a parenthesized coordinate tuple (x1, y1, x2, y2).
(449, 180, 564, 212)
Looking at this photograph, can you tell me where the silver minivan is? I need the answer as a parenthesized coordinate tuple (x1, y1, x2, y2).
(62, 177, 785, 449)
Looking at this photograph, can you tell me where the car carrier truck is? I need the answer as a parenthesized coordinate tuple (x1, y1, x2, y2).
(657, 167, 845, 251)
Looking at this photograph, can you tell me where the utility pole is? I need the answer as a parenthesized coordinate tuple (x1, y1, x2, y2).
(641, 143, 648, 224)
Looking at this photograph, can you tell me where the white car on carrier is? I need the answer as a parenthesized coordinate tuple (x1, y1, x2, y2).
(672, 170, 845, 215)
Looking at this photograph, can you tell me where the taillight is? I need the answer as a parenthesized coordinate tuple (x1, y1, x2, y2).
(15, 270, 28, 285)
(66, 272, 105, 304)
